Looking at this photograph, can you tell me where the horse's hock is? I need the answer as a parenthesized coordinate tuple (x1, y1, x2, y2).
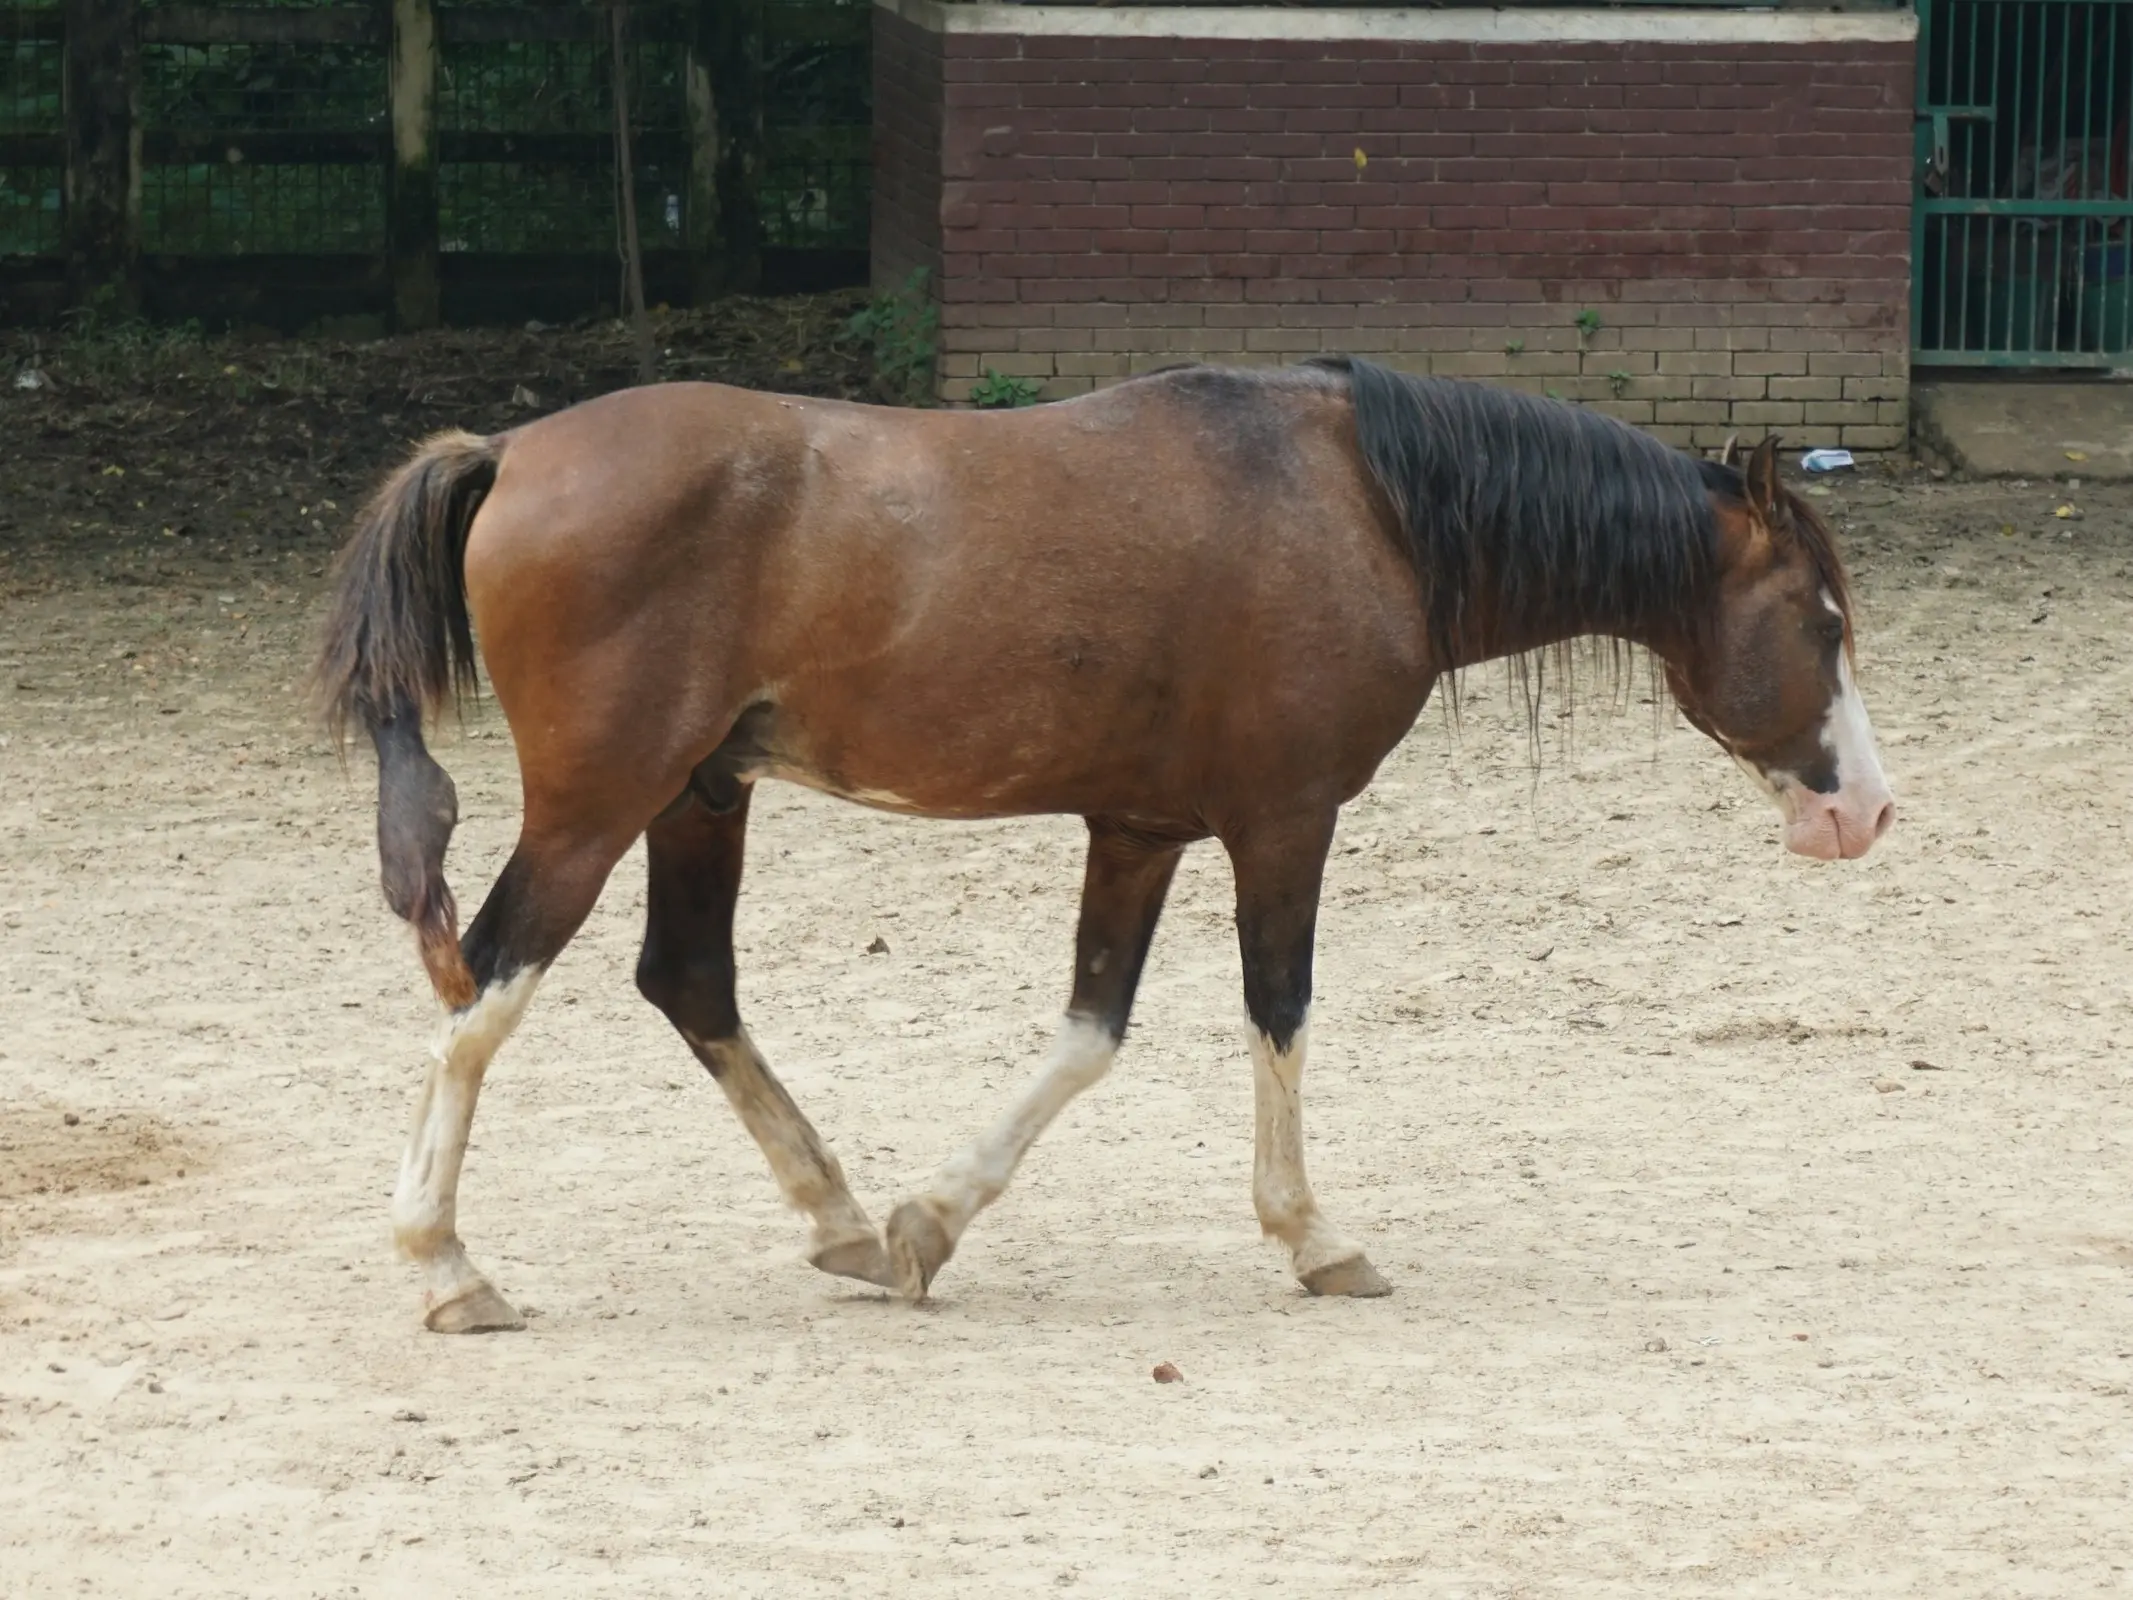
(874, 0, 1917, 454)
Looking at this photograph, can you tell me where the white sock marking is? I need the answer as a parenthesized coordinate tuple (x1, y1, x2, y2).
(391, 966, 543, 1297)
(1250, 1017, 1366, 1279)
(922, 1014, 1118, 1240)
(685, 1027, 876, 1250)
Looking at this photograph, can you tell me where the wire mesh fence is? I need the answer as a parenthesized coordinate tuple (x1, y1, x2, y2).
(0, 0, 870, 304)
(436, 32, 688, 254)
(0, 0, 62, 258)
(763, 0, 869, 252)
(141, 37, 389, 255)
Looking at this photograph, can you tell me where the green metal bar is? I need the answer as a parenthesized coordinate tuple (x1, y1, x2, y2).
(2114, 3, 2127, 356)
(2040, 4, 2054, 352)
(1965, 2, 1982, 343)
(2047, 0, 2064, 349)
(2011, 3, 2026, 354)
(2075, 3, 2096, 349)
(1916, 349, 2132, 366)
(1920, 197, 2133, 216)
(1961, 213, 1977, 353)
(1913, 0, 1931, 354)
(1985, 0, 1998, 203)
(2081, 1, 2097, 199)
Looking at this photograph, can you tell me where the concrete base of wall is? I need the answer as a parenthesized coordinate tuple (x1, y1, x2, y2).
(1913, 380, 2133, 479)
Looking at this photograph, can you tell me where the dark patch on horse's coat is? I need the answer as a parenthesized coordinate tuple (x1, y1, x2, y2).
(692, 702, 778, 813)
(636, 790, 751, 1050)
(1146, 363, 1322, 494)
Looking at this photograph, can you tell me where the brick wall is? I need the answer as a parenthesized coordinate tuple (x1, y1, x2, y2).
(873, 6, 945, 293)
(872, 1, 1917, 451)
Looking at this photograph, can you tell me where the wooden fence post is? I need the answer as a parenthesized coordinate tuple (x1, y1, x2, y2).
(61, 0, 140, 312)
(388, 0, 440, 329)
(686, 0, 762, 300)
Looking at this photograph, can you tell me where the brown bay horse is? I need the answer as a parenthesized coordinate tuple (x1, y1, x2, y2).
(315, 359, 1895, 1333)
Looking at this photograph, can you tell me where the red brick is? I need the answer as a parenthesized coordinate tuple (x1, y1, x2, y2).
(1129, 204, 1206, 229)
(1092, 228, 1167, 254)
(1244, 229, 1322, 254)
(1089, 180, 1169, 206)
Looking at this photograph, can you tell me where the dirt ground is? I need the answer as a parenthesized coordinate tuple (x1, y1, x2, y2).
(3, 320, 2131, 1597)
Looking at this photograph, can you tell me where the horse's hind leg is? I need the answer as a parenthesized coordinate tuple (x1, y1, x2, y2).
(884, 821, 1183, 1301)
(636, 786, 893, 1288)
(1228, 812, 1390, 1298)
(393, 826, 627, 1332)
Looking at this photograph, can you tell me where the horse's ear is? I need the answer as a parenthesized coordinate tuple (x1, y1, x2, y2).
(1743, 436, 1782, 519)
(1717, 433, 1741, 469)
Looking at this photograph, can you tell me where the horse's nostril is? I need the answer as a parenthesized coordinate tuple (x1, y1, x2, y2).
(1872, 801, 1896, 838)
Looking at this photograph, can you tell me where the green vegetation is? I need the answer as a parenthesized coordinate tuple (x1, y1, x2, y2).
(968, 368, 1042, 409)
(844, 268, 937, 404)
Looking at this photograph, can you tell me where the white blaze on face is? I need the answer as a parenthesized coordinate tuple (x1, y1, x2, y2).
(1774, 593, 1895, 861)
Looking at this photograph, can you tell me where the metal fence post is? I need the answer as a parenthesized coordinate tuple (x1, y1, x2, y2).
(388, 0, 439, 329)
(61, 0, 139, 312)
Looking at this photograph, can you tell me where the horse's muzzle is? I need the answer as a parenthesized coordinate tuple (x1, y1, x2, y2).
(1782, 786, 1896, 861)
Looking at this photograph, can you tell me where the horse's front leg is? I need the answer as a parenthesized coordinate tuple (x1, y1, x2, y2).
(884, 820, 1184, 1300)
(1227, 811, 1391, 1297)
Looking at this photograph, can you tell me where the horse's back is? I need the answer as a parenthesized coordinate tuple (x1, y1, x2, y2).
(459, 372, 1433, 825)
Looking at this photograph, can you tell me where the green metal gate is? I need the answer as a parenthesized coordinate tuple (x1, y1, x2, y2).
(1915, 0, 2133, 366)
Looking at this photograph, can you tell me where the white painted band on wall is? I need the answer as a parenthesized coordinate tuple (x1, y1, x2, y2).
(876, 0, 1916, 47)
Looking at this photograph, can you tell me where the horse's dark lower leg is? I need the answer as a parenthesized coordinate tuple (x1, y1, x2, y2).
(392, 826, 628, 1333)
(1229, 812, 1390, 1298)
(886, 820, 1184, 1301)
(636, 788, 892, 1288)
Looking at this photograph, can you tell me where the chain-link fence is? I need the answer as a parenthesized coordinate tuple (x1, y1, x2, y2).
(0, 0, 62, 258)
(0, 0, 870, 319)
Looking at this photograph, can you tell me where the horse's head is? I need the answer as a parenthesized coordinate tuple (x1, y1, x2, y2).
(1665, 438, 1894, 862)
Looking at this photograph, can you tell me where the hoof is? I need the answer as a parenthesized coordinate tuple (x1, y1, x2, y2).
(809, 1232, 897, 1290)
(884, 1201, 955, 1303)
(1299, 1255, 1392, 1299)
(423, 1280, 526, 1334)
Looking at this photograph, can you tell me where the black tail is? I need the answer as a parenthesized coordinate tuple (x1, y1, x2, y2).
(314, 430, 500, 1007)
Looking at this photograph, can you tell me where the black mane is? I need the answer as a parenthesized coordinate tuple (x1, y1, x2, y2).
(1313, 356, 1720, 667)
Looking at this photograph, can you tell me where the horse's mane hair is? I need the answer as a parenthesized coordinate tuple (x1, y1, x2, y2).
(1293, 357, 1853, 741)
(1312, 356, 1721, 667)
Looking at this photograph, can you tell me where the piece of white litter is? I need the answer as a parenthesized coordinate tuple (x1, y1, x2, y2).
(1800, 448, 1854, 473)
(13, 367, 48, 391)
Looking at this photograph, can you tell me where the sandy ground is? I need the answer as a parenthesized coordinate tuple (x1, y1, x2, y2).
(2, 457, 2131, 1597)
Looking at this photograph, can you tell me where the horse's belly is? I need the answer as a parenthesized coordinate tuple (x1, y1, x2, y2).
(736, 695, 1173, 823)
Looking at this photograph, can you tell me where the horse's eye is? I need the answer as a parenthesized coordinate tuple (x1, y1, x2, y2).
(1817, 616, 1845, 647)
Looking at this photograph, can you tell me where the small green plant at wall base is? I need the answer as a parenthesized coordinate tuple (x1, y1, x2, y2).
(1607, 369, 1632, 398)
(1575, 308, 1603, 343)
(844, 268, 938, 405)
(969, 368, 1043, 409)
(1503, 338, 1525, 356)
